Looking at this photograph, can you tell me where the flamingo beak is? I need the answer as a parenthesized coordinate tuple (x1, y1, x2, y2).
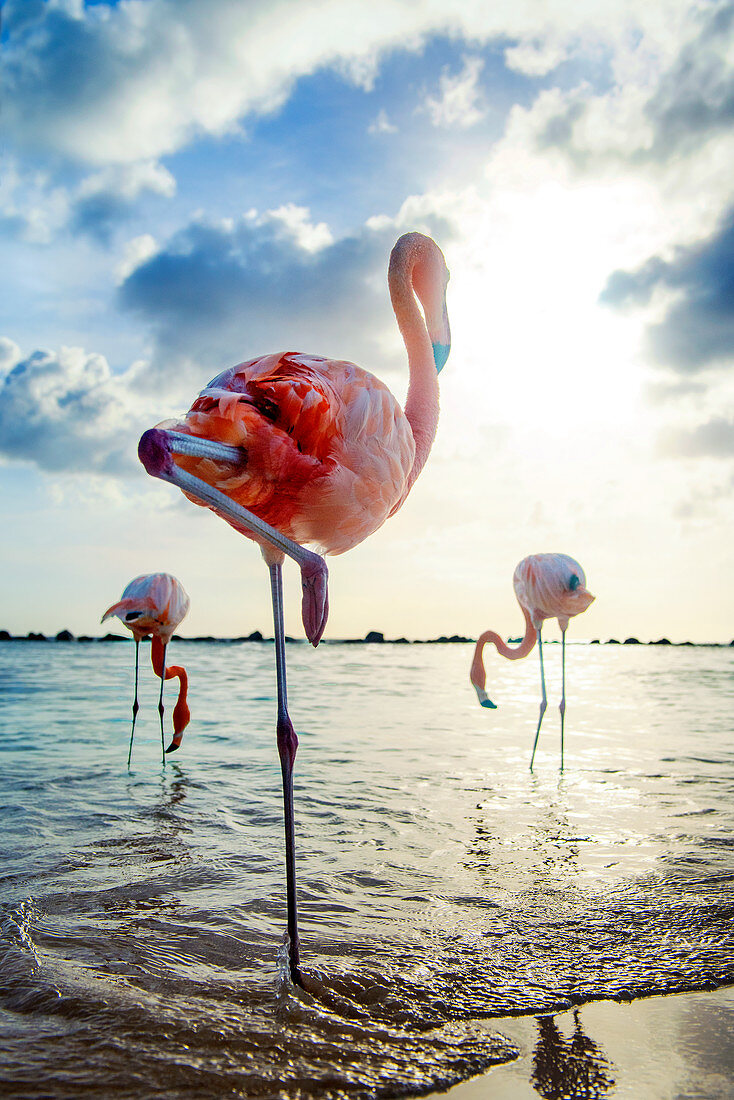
(429, 301, 451, 374)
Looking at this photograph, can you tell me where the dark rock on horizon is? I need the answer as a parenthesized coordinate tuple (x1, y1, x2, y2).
(365, 630, 384, 643)
(624, 637, 641, 645)
(78, 635, 93, 642)
(607, 638, 620, 644)
(100, 633, 126, 642)
(27, 632, 46, 641)
(678, 640, 694, 646)
(247, 630, 264, 642)
(651, 638, 672, 645)
(590, 639, 600, 644)
(0, 630, 10, 641)
(55, 630, 74, 642)
(394, 637, 410, 644)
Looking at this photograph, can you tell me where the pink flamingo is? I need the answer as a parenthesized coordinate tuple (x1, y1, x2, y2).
(137, 232, 451, 985)
(102, 573, 191, 767)
(470, 554, 594, 769)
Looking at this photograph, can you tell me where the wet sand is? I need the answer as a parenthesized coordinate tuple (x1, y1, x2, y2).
(428, 986, 734, 1099)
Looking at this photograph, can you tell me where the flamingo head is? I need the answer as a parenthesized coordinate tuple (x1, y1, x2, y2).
(548, 556, 595, 623)
(390, 232, 451, 373)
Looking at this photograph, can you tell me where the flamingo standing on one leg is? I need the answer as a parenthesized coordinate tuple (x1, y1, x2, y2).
(102, 573, 191, 767)
(137, 232, 451, 986)
(470, 554, 594, 770)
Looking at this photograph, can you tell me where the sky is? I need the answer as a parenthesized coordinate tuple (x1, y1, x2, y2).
(1, 0, 733, 643)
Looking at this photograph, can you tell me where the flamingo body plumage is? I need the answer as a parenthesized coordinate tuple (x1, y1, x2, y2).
(102, 572, 191, 763)
(159, 352, 417, 556)
(470, 554, 594, 768)
(138, 232, 451, 986)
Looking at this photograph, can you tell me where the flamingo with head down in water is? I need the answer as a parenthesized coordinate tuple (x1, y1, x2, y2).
(137, 231, 451, 985)
(470, 553, 594, 770)
(103, 572, 190, 767)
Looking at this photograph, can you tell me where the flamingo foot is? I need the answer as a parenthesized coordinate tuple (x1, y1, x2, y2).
(300, 557, 329, 646)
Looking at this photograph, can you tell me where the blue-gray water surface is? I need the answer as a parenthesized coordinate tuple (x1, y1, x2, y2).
(1, 639, 733, 1098)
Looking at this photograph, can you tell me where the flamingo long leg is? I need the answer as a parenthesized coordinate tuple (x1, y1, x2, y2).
(269, 560, 305, 988)
(529, 626, 547, 771)
(139, 429, 329, 645)
(560, 628, 567, 770)
(156, 642, 167, 768)
(160, 430, 245, 466)
(127, 638, 141, 770)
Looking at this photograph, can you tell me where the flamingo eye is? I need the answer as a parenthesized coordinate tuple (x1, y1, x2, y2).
(569, 574, 580, 591)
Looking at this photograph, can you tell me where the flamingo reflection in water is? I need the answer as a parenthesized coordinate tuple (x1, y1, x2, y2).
(103, 572, 191, 767)
(137, 232, 451, 986)
(470, 554, 594, 769)
(532, 1010, 615, 1099)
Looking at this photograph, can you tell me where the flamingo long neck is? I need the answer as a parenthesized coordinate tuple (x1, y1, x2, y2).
(151, 635, 190, 748)
(389, 236, 442, 496)
(470, 607, 538, 693)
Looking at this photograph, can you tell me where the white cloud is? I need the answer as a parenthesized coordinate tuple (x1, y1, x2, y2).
(504, 37, 568, 76)
(424, 56, 485, 129)
(0, 343, 155, 475)
(0, 157, 71, 244)
(0, 338, 21, 374)
(266, 204, 334, 252)
(3, 0, 711, 166)
(76, 162, 176, 203)
(114, 234, 159, 285)
(368, 109, 398, 135)
(0, 155, 176, 245)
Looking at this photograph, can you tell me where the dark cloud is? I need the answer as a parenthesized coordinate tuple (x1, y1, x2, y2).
(118, 212, 452, 387)
(2, 0, 46, 35)
(0, 345, 146, 475)
(601, 209, 734, 372)
(70, 191, 131, 244)
(68, 163, 175, 243)
(660, 417, 734, 459)
(646, 2, 734, 158)
(536, 3, 734, 166)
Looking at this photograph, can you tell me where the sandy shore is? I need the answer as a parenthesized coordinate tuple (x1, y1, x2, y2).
(427, 986, 734, 1099)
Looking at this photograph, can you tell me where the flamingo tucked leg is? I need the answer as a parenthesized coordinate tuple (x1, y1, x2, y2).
(529, 626, 548, 772)
(268, 556, 305, 988)
(138, 429, 329, 645)
(151, 635, 191, 758)
(128, 639, 141, 769)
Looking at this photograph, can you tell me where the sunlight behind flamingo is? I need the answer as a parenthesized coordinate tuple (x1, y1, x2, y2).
(470, 554, 594, 769)
(137, 232, 451, 986)
(102, 572, 191, 767)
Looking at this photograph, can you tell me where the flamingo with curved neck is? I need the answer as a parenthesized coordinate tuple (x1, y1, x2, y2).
(470, 554, 594, 770)
(138, 232, 450, 985)
(102, 572, 191, 767)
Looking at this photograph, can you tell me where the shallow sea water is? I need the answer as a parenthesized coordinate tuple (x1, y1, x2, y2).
(1, 639, 733, 1098)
